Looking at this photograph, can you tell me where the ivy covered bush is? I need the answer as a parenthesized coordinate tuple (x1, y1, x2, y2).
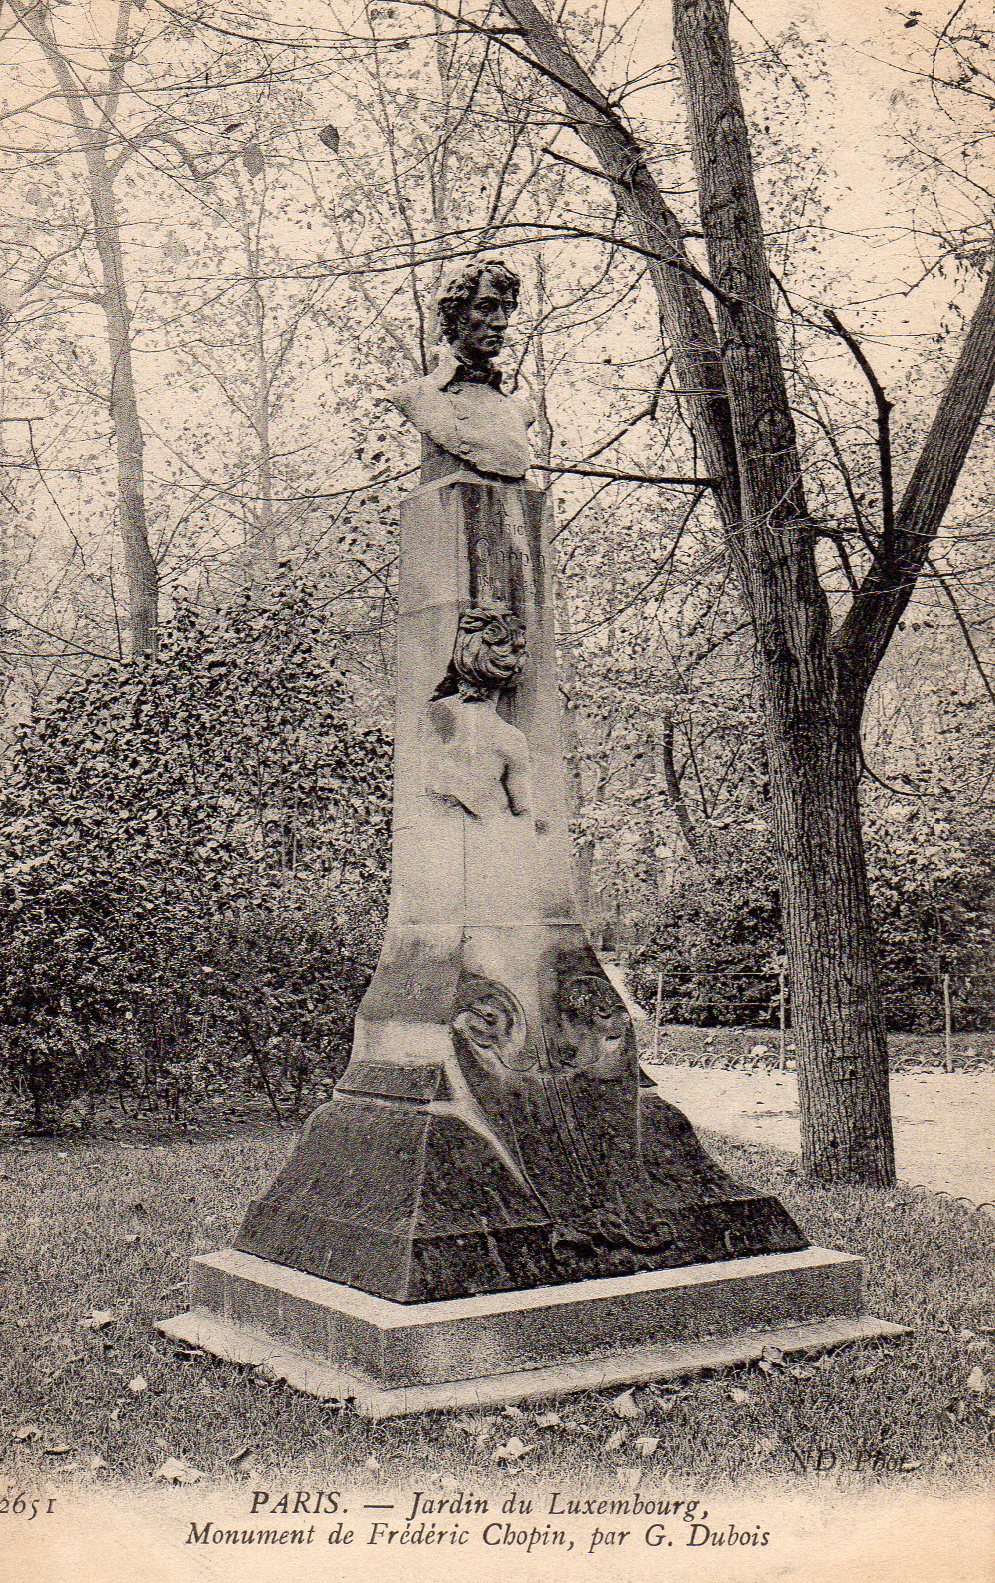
(0, 576, 391, 1127)
(628, 831, 784, 1027)
(621, 803, 995, 1033)
(863, 789, 995, 1031)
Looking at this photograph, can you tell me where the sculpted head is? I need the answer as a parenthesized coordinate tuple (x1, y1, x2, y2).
(438, 258, 521, 371)
(432, 604, 527, 702)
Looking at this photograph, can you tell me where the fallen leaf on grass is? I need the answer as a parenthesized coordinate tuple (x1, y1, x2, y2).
(493, 1437, 533, 1463)
(501, 1405, 525, 1420)
(364, 1457, 380, 1472)
(79, 1311, 116, 1332)
(42, 1444, 73, 1457)
(611, 1388, 642, 1419)
(728, 1387, 752, 1405)
(455, 1414, 497, 1447)
(635, 1435, 660, 1458)
(534, 1413, 563, 1429)
(966, 1367, 988, 1394)
(127, 1377, 148, 1394)
(604, 1429, 627, 1452)
(12, 1425, 41, 1443)
(156, 1458, 204, 1485)
(89, 1456, 109, 1473)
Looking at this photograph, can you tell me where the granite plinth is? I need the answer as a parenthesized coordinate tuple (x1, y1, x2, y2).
(158, 1246, 906, 1418)
(234, 1085, 807, 1301)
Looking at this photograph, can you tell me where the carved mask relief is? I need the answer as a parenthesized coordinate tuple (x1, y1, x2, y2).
(421, 604, 535, 821)
(552, 970, 632, 1075)
(433, 604, 527, 701)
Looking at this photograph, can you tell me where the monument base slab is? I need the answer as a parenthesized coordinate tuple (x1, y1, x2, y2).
(157, 1247, 906, 1419)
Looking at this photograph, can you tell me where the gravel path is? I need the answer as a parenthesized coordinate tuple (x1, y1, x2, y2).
(650, 1063, 995, 1206)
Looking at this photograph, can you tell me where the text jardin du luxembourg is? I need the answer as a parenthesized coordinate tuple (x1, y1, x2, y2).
(185, 1489, 771, 1554)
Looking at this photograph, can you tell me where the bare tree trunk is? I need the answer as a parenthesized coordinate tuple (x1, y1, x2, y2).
(246, 259, 278, 577)
(530, 254, 593, 913)
(14, 0, 158, 659)
(91, 172, 159, 657)
(0, 343, 18, 707)
(555, 592, 594, 917)
(667, 0, 895, 1180)
(660, 711, 709, 866)
(766, 696, 894, 1180)
(496, 0, 995, 1182)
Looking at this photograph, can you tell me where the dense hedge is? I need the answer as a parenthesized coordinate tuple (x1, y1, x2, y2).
(0, 577, 391, 1126)
(626, 797, 995, 1033)
(628, 833, 784, 1026)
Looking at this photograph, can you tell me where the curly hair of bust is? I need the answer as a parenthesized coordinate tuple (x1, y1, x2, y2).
(431, 605, 527, 701)
(437, 258, 521, 344)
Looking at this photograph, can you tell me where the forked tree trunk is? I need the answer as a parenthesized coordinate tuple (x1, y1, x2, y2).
(500, 0, 995, 1187)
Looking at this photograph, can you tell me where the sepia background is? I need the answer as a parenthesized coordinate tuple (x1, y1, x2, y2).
(1, 0, 993, 1578)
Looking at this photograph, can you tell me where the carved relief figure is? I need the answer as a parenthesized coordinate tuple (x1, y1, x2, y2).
(421, 604, 535, 821)
(387, 258, 535, 480)
(552, 969, 632, 1075)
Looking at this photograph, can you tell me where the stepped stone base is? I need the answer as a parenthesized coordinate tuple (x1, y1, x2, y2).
(158, 1246, 906, 1419)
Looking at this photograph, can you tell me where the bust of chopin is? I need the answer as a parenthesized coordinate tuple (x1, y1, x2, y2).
(388, 257, 535, 481)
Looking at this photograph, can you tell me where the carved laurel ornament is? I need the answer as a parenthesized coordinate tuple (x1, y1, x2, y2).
(451, 974, 535, 1071)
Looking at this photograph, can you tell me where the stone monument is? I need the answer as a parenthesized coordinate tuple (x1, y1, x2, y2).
(160, 259, 902, 1413)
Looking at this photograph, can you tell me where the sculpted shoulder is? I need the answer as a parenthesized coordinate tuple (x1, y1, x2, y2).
(386, 367, 535, 481)
(386, 372, 450, 430)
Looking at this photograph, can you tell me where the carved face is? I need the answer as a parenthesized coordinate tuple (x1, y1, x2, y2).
(452, 606, 527, 696)
(553, 972, 632, 1073)
(452, 272, 516, 367)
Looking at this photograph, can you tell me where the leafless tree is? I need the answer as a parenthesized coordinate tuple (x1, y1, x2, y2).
(484, 0, 995, 1185)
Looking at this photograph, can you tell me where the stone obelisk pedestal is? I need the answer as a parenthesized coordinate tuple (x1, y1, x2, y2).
(160, 470, 904, 1414)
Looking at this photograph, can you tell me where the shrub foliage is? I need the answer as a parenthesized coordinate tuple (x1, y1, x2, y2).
(0, 578, 391, 1126)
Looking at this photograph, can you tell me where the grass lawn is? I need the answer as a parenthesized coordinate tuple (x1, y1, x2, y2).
(1, 1125, 993, 1491)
